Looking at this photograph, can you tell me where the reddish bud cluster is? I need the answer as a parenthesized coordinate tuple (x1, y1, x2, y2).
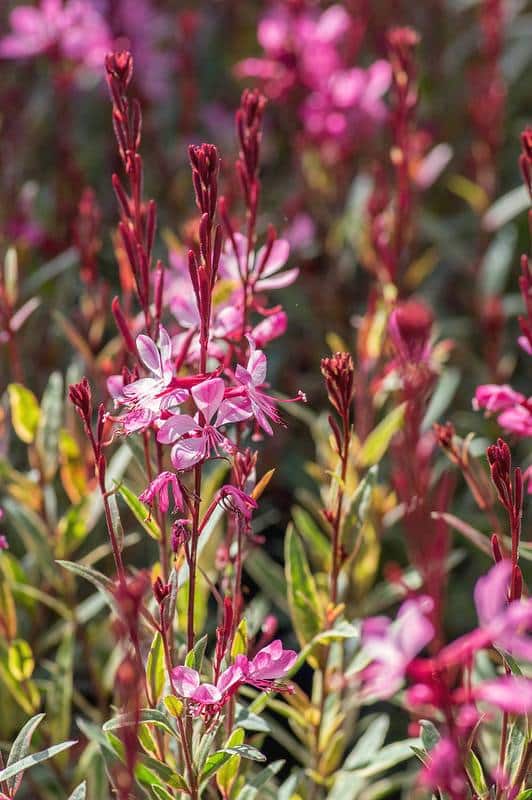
(390, 299, 433, 364)
(189, 143, 220, 222)
(487, 438, 523, 599)
(236, 89, 266, 215)
(321, 352, 355, 420)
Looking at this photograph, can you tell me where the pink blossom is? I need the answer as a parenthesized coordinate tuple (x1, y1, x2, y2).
(111, 328, 189, 432)
(359, 596, 434, 698)
(245, 639, 297, 685)
(251, 310, 287, 348)
(171, 640, 296, 715)
(0, 0, 111, 74)
(219, 486, 257, 521)
(473, 676, 532, 714)
(218, 339, 281, 435)
(157, 378, 235, 471)
(473, 384, 532, 438)
(419, 737, 467, 800)
(474, 560, 532, 660)
(139, 471, 183, 514)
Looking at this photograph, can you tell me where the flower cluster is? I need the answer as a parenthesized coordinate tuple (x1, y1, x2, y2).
(236, 1, 390, 160)
(0, 0, 111, 76)
(172, 640, 296, 718)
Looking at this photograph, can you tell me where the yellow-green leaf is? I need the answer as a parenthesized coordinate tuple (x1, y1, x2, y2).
(359, 404, 405, 467)
(8, 384, 40, 444)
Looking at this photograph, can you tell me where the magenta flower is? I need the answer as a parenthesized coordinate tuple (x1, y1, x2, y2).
(139, 471, 183, 514)
(473, 384, 532, 438)
(219, 339, 282, 435)
(419, 737, 467, 800)
(472, 676, 532, 714)
(157, 378, 235, 471)
(474, 559, 532, 660)
(171, 640, 296, 716)
(219, 486, 257, 522)
(250, 310, 287, 348)
(111, 328, 190, 433)
(0, 0, 111, 74)
(359, 596, 434, 699)
(244, 639, 297, 687)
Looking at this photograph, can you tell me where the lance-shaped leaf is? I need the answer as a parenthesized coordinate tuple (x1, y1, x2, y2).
(285, 525, 322, 648)
(117, 483, 161, 541)
(67, 782, 87, 800)
(0, 740, 77, 784)
(35, 371, 63, 481)
(5, 712, 45, 797)
(358, 403, 405, 467)
(103, 709, 177, 740)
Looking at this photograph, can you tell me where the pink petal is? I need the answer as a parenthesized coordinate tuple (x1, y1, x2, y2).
(171, 666, 200, 697)
(191, 683, 222, 704)
(171, 436, 208, 471)
(137, 334, 162, 375)
(157, 414, 197, 444)
(191, 378, 225, 423)
(216, 397, 253, 426)
(475, 677, 532, 714)
(474, 560, 512, 627)
(256, 239, 290, 277)
(256, 267, 299, 291)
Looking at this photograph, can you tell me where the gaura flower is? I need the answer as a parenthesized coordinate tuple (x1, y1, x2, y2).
(473, 384, 532, 438)
(419, 737, 467, 800)
(139, 471, 183, 514)
(157, 378, 235, 471)
(0, 0, 111, 74)
(218, 338, 283, 435)
(171, 640, 296, 716)
(358, 595, 434, 699)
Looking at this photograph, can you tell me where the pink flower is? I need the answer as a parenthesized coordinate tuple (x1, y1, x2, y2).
(0, 0, 111, 74)
(419, 737, 467, 800)
(472, 676, 532, 714)
(251, 310, 287, 348)
(474, 560, 532, 660)
(139, 471, 183, 514)
(110, 328, 191, 433)
(171, 640, 296, 716)
(157, 378, 235, 471)
(218, 338, 281, 435)
(359, 596, 434, 699)
(245, 640, 297, 686)
(473, 384, 526, 413)
(219, 486, 257, 522)
(473, 384, 532, 438)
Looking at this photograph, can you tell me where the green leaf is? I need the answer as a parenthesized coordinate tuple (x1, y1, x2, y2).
(200, 750, 232, 781)
(102, 709, 177, 740)
(420, 720, 440, 752)
(0, 739, 77, 784)
(359, 403, 405, 467)
(35, 371, 63, 481)
(67, 782, 87, 800)
(185, 633, 208, 671)
(2, 497, 57, 585)
(465, 751, 488, 795)
(223, 744, 266, 762)
(217, 728, 245, 796)
(347, 739, 420, 778)
(235, 705, 271, 734)
(7, 384, 40, 443)
(344, 714, 390, 769)
(285, 525, 322, 648)
(146, 632, 165, 705)
(341, 465, 377, 551)
(152, 787, 175, 800)
(5, 713, 46, 796)
(505, 716, 527, 783)
(292, 506, 331, 568)
(117, 483, 161, 540)
(235, 759, 285, 800)
(516, 791, 532, 800)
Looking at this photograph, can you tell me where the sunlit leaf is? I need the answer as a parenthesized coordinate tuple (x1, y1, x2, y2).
(7, 384, 40, 444)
